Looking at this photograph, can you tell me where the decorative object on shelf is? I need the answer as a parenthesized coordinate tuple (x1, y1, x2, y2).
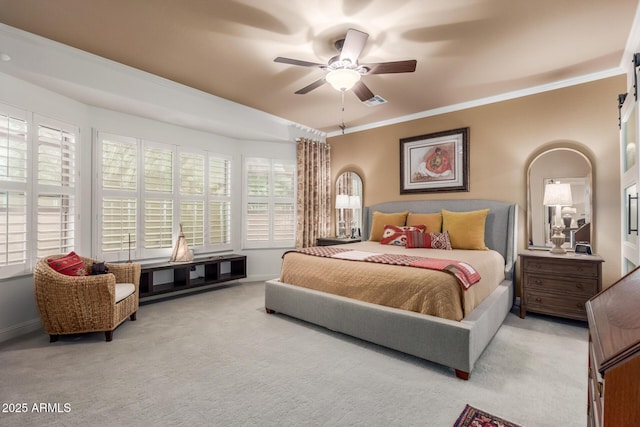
(348, 195, 361, 238)
(169, 224, 193, 263)
(399, 127, 469, 194)
(543, 182, 573, 254)
(335, 194, 350, 238)
(561, 206, 576, 228)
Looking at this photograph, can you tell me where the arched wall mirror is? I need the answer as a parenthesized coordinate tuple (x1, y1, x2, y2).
(335, 171, 363, 238)
(527, 147, 593, 250)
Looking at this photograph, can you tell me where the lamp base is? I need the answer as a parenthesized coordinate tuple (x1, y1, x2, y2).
(550, 225, 566, 254)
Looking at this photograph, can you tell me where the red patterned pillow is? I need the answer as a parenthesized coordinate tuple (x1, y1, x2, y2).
(406, 231, 453, 250)
(380, 225, 426, 246)
(47, 251, 88, 276)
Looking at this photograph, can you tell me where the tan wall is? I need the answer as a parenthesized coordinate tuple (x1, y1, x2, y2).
(328, 76, 624, 287)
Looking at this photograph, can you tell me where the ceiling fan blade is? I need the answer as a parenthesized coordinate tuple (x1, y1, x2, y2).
(339, 28, 369, 63)
(295, 77, 327, 94)
(274, 57, 325, 68)
(365, 60, 417, 74)
(352, 81, 375, 102)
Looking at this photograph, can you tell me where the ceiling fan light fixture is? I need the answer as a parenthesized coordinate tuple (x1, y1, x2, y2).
(325, 68, 361, 91)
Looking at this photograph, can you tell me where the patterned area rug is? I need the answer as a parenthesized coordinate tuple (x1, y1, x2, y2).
(454, 404, 522, 427)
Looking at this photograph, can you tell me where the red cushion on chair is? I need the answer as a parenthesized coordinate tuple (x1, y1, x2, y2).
(47, 251, 88, 276)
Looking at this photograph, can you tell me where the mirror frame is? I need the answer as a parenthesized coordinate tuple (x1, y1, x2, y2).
(335, 171, 363, 238)
(526, 146, 593, 251)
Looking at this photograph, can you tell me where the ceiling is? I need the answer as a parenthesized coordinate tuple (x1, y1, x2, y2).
(0, 0, 638, 136)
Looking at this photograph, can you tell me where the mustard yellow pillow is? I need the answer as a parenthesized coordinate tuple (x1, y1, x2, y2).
(369, 211, 409, 241)
(406, 212, 443, 233)
(441, 208, 489, 250)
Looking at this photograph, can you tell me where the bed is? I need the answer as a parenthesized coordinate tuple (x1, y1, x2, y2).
(265, 199, 518, 379)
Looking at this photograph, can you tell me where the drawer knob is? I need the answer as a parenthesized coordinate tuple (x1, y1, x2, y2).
(535, 279, 543, 285)
(575, 283, 584, 290)
(577, 302, 583, 309)
(535, 297, 543, 303)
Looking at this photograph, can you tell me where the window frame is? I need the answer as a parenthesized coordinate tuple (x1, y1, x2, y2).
(94, 131, 234, 261)
(0, 103, 79, 278)
(243, 156, 296, 249)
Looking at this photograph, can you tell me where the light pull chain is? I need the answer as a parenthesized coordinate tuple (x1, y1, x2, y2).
(339, 90, 346, 134)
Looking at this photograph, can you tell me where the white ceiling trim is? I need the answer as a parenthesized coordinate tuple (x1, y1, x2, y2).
(327, 67, 625, 138)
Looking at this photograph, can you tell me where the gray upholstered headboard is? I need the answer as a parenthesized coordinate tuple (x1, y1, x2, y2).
(363, 199, 518, 280)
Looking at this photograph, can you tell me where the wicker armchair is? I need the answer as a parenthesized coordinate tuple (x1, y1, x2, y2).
(33, 255, 141, 342)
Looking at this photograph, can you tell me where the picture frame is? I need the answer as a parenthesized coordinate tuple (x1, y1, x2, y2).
(399, 127, 469, 194)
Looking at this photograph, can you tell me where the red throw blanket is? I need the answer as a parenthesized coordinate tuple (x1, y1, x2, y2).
(292, 247, 481, 290)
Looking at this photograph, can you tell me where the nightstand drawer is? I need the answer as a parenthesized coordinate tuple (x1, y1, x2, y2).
(524, 274, 598, 296)
(525, 290, 588, 320)
(523, 257, 599, 277)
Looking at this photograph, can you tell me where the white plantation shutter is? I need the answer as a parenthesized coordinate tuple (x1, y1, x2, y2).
(144, 146, 173, 193)
(272, 161, 295, 242)
(209, 155, 231, 246)
(102, 197, 136, 252)
(179, 151, 205, 248)
(0, 111, 28, 184)
(100, 134, 137, 257)
(36, 118, 77, 257)
(0, 191, 27, 268)
(96, 132, 235, 260)
(144, 199, 173, 249)
(180, 152, 204, 195)
(36, 193, 74, 257)
(0, 107, 28, 271)
(180, 200, 204, 246)
(37, 123, 75, 187)
(244, 157, 295, 248)
(0, 106, 79, 277)
(143, 144, 173, 251)
(102, 137, 137, 191)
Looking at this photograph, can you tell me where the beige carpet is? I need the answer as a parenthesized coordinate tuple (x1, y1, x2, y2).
(0, 281, 588, 426)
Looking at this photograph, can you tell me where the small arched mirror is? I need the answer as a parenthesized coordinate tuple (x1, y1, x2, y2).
(335, 172, 363, 238)
(527, 147, 593, 250)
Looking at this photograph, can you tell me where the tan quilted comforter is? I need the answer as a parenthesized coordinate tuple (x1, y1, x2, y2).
(280, 241, 506, 321)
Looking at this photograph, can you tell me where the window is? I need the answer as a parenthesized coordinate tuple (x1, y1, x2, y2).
(99, 134, 137, 258)
(244, 157, 296, 248)
(0, 103, 78, 278)
(36, 121, 76, 258)
(143, 144, 173, 252)
(95, 132, 233, 261)
(0, 107, 28, 274)
(209, 155, 231, 245)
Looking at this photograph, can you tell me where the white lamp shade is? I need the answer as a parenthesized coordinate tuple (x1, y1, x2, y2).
(169, 224, 193, 263)
(325, 69, 361, 91)
(335, 194, 350, 209)
(348, 195, 361, 209)
(543, 182, 573, 206)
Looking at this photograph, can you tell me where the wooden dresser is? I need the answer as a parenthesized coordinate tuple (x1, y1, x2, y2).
(519, 250, 603, 321)
(586, 267, 640, 426)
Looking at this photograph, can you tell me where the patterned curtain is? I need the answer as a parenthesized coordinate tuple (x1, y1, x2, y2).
(296, 138, 331, 248)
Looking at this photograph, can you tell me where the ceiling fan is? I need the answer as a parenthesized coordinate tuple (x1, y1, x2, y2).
(274, 28, 417, 102)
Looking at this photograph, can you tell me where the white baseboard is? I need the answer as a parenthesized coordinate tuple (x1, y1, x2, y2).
(0, 318, 42, 343)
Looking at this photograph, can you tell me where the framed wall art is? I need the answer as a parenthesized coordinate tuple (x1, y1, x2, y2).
(399, 127, 469, 194)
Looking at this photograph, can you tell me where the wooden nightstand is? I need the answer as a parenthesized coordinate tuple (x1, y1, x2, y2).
(316, 237, 361, 246)
(519, 249, 604, 321)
